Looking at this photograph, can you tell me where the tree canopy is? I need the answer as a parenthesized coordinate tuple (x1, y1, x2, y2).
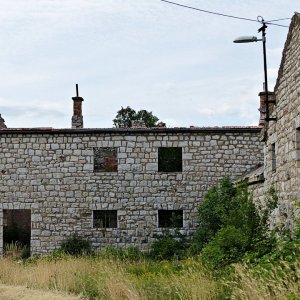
(113, 106, 162, 128)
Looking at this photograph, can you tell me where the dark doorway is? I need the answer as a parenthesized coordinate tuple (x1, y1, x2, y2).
(3, 209, 31, 249)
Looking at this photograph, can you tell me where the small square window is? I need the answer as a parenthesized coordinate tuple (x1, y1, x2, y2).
(94, 147, 118, 172)
(158, 147, 182, 172)
(93, 210, 117, 228)
(158, 210, 183, 228)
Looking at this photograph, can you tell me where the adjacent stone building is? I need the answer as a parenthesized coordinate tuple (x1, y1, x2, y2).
(264, 12, 300, 229)
(247, 13, 300, 231)
(0, 95, 264, 254)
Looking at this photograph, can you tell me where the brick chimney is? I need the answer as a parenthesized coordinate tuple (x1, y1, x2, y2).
(0, 114, 7, 128)
(72, 84, 84, 129)
(258, 91, 275, 126)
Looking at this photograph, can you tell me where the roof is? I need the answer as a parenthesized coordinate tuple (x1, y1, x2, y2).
(274, 12, 300, 92)
(241, 164, 264, 185)
(0, 126, 262, 135)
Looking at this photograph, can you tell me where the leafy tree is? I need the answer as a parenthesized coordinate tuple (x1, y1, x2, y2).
(136, 109, 159, 127)
(113, 106, 160, 128)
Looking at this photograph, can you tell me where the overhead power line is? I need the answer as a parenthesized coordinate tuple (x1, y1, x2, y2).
(160, 0, 290, 28)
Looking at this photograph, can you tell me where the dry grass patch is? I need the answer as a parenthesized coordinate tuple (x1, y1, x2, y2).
(0, 256, 224, 300)
(0, 283, 80, 300)
(230, 260, 300, 300)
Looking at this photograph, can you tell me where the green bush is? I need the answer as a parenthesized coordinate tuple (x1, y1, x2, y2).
(190, 177, 236, 253)
(150, 229, 186, 260)
(101, 245, 144, 261)
(191, 177, 277, 268)
(202, 226, 249, 268)
(60, 233, 91, 256)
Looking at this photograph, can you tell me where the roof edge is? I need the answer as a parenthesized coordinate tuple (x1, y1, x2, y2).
(274, 12, 300, 92)
(0, 127, 262, 135)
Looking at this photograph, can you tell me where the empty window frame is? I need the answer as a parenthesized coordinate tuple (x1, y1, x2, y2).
(271, 143, 276, 172)
(93, 210, 117, 228)
(94, 147, 118, 172)
(158, 210, 183, 228)
(296, 128, 300, 163)
(158, 147, 182, 172)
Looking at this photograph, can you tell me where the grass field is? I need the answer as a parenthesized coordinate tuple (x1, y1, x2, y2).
(0, 253, 299, 300)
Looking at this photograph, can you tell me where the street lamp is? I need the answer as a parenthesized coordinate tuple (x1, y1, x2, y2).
(234, 16, 276, 122)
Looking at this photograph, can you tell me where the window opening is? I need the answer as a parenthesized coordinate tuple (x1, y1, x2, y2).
(271, 143, 276, 172)
(94, 147, 118, 172)
(158, 210, 183, 228)
(93, 210, 117, 228)
(296, 128, 300, 162)
(158, 147, 182, 172)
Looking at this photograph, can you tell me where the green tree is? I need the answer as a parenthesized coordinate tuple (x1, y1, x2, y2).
(136, 109, 159, 127)
(113, 106, 160, 128)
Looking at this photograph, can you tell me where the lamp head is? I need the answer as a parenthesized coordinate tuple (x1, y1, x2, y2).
(233, 36, 261, 43)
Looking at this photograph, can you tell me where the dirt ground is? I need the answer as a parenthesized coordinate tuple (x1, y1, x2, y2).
(0, 284, 82, 300)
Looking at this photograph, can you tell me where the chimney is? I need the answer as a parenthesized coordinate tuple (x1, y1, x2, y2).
(258, 91, 275, 126)
(0, 114, 7, 128)
(131, 119, 146, 128)
(72, 84, 84, 129)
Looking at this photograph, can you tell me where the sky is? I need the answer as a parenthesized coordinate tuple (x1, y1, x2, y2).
(0, 0, 298, 129)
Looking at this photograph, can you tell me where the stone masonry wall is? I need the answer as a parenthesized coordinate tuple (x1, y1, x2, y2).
(0, 129, 263, 254)
(263, 13, 300, 230)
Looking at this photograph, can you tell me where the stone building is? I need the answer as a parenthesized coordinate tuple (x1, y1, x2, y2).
(4, 12, 300, 254)
(0, 93, 264, 254)
(248, 13, 300, 231)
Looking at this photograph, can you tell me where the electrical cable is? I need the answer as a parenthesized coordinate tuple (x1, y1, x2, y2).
(265, 17, 291, 22)
(161, 0, 290, 27)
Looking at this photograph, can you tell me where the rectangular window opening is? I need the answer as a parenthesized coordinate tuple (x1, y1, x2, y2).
(158, 147, 182, 172)
(158, 210, 183, 228)
(94, 147, 118, 172)
(271, 143, 276, 172)
(93, 210, 117, 228)
(296, 128, 300, 162)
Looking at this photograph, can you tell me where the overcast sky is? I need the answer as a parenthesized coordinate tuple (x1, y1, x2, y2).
(0, 0, 297, 129)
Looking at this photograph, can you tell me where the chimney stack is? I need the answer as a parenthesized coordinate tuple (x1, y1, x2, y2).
(0, 114, 7, 128)
(72, 84, 84, 129)
(258, 91, 275, 126)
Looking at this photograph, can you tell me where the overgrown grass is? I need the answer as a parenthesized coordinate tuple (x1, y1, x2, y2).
(0, 252, 299, 299)
(0, 254, 224, 299)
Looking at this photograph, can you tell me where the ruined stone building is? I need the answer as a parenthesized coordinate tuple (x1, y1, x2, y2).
(0, 98, 263, 254)
(0, 13, 298, 255)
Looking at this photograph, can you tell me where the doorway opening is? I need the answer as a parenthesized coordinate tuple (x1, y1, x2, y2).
(3, 209, 31, 256)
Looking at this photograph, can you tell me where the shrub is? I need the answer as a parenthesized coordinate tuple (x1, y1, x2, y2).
(190, 177, 236, 253)
(101, 245, 144, 261)
(191, 177, 277, 268)
(150, 229, 186, 260)
(202, 226, 249, 268)
(60, 233, 91, 256)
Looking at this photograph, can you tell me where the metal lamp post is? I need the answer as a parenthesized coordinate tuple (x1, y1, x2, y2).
(234, 17, 276, 122)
